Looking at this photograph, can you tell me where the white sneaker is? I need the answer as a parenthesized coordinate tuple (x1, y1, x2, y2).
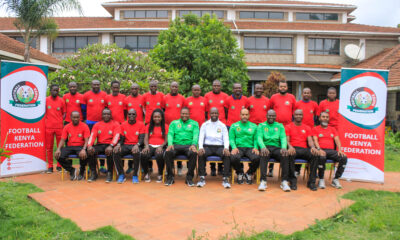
(156, 175, 163, 183)
(222, 177, 231, 189)
(294, 171, 300, 178)
(280, 180, 291, 192)
(258, 180, 267, 191)
(318, 179, 326, 189)
(144, 173, 151, 183)
(177, 168, 183, 176)
(331, 179, 342, 189)
(197, 176, 206, 187)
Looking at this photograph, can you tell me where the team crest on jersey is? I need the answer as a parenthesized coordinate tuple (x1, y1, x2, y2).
(177, 124, 182, 128)
(231, 106, 235, 109)
(108, 130, 112, 135)
(285, 101, 289, 105)
(189, 102, 193, 105)
(101, 99, 104, 103)
(119, 102, 123, 105)
(108, 102, 111, 105)
(47, 106, 51, 109)
(68, 134, 72, 138)
(124, 131, 127, 135)
(250, 105, 254, 108)
(200, 102, 204, 106)
(139, 104, 142, 107)
(177, 104, 180, 108)
(146, 101, 150, 105)
(319, 134, 323, 137)
(326, 109, 330, 112)
(330, 134, 334, 138)
(248, 128, 252, 132)
(187, 124, 192, 128)
(157, 102, 160, 106)
(310, 110, 314, 114)
(166, 103, 169, 107)
(57, 107, 60, 111)
(301, 130, 306, 134)
(209, 100, 213, 103)
(76, 100, 80, 104)
(220, 100, 224, 104)
(66, 99, 69, 103)
(128, 103, 132, 107)
(98, 130, 101, 134)
(236, 127, 241, 132)
(78, 133, 82, 137)
(89, 99, 93, 103)
(274, 128, 278, 132)
(264, 105, 267, 109)
(136, 131, 139, 135)
(217, 128, 221, 133)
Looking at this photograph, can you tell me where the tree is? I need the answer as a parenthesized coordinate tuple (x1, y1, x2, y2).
(263, 71, 286, 98)
(49, 43, 181, 94)
(0, 0, 82, 62)
(150, 14, 249, 95)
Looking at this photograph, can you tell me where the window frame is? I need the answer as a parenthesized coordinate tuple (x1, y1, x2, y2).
(52, 36, 98, 53)
(296, 12, 339, 21)
(123, 10, 169, 19)
(243, 36, 293, 54)
(114, 35, 158, 52)
(178, 10, 225, 19)
(308, 38, 340, 56)
(239, 11, 284, 20)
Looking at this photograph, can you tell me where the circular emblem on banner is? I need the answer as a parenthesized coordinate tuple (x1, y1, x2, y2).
(136, 131, 139, 135)
(66, 99, 70, 103)
(10, 81, 39, 108)
(76, 100, 80, 104)
(285, 101, 289, 105)
(89, 99, 93, 103)
(108, 130, 112, 135)
(319, 134, 323, 137)
(189, 102, 193, 106)
(128, 103, 132, 107)
(349, 87, 377, 113)
(200, 102, 204, 106)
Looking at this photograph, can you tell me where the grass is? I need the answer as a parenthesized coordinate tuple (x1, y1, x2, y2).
(0, 180, 133, 240)
(229, 189, 400, 240)
(385, 145, 400, 172)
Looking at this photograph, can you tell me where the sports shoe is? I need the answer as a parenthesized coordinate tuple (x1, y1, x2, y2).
(294, 171, 300, 178)
(197, 177, 206, 187)
(99, 166, 107, 174)
(117, 174, 126, 184)
(222, 177, 231, 189)
(164, 177, 174, 186)
(211, 169, 217, 176)
(186, 178, 195, 187)
(156, 175, 163, 183)
(56, 166, 62, 172)
(267, 169, 274, 177)
(69, 168, 77, 181)
(280, 180, 291, 192)
(132, 176, 139, 184)
(290, 182, 298, 191)
(78, 168, 85, 181)
(88, 172, 98, 182)
(105, 172, 113, 183)
(125, 168, 133, 174)
(318, 179, 326, 189)
(331, 179, 343, 189)
(258, 180, 267, 191)
(144, 173, 151, 183)
(45, 168, 53, 174)
(177, 167, 183, 176)
(245, 173, 253, 185)
(237, 173, 244, 184)
(307, 182, 317, 191)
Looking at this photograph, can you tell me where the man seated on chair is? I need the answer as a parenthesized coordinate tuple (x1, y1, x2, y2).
(229, 108, 259, 185)
(54, 111, 90, 181)
(113, 109, 145, 184)
(257, 109, 291, 192)
(165, 107, 199, 187)
(312, 111, 347, 189)
(286, 109, 319, 191)
(87, 108, 120, 182)
(197, 107, 230, 188)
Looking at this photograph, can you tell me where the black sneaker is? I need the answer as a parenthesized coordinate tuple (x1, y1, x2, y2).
(45, 168, 53, 174)
(56, 166, 62, 172)
(88, 172, 98, 182)
(290, 182, 298, 191)
(237, 173, 244, 184)
(164, 177, 174, 186)
(77, 168, 85, 181)
(186, 178, 195, 187)
(69, 168, 77, 181)
(105, 172, 113, 183)
(211, 169, 217, 176)
(307, 182, 317, 191)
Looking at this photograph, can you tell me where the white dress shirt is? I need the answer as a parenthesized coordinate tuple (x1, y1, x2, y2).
(198, 119, 229, 149)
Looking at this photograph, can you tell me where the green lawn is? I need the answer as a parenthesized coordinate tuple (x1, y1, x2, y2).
(385, 146, 400, 172)
(0, 180, 133, 240)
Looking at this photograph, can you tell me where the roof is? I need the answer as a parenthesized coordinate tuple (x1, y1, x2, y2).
(0, 17, 399, 36)
(0, 33, 59, 66)
(332, 44, 400, 87)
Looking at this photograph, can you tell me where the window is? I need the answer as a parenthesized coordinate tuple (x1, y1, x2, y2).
(244, 37, 292, 54)
(12, 36, 37, 48)
(114, 35, 158, 52)
(53, 36, 98, 53)
(239, 11, 284, 19)
(123, 10, 168, 19)
(179, 10, 224, 18)
(308, 38, 340, 55)
(296, 12, 339, 21)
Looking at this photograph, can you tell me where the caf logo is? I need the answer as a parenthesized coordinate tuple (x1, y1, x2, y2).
(349, 87, 378, 114)
(10, 81, 39, 108)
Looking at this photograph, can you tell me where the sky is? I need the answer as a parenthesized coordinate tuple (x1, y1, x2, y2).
(1, 0, 400, 28)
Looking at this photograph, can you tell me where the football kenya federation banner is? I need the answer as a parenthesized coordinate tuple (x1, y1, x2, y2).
(339, 68, 389, 183)
(0, 60, 48, 177)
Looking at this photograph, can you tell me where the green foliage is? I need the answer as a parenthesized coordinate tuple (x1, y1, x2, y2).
(385, 131, 400, 150)
(0, 0, 82, 61)
(150, 14, 249, 96)
(49, 43, 181, 95)
(0, 181, 133, 240)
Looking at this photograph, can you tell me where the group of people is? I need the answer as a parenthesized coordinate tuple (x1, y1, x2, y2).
(46, 79, 347, 192)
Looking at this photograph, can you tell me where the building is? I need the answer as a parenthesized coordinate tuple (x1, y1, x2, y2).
(0, 0, 399, 102)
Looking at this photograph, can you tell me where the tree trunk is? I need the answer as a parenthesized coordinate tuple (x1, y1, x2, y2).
(24, 41, 30, 62)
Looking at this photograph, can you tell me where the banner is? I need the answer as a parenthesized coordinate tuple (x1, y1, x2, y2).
(0, 61, 48, 177)
(339, 68, 388, 183)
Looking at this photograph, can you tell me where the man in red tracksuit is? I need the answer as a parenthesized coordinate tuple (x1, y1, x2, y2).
(225, 83, 249, 127)
(63, 82, 83, 125)
(105, 80, 126, 124)
(248, 83, 270, 125)
(45, 84, 65, 173)
(185, 85, 208, 127)
(142, 80, 165, 125)
(164, 81, 185, 125)
(124, 83, 144, 123)
(318, 87, 339, 131)
(87, 108, 120, 182)
(268, 80, 296, 177)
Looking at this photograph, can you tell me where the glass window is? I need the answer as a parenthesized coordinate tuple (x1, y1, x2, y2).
(240, 11, 284, 19)
(213, 10, 224, 18)
(53, 36, 98, 53)
(115, 36, 125, 49)
(310, 13, 323, 20)
(135, 10, 146, 18)
(179, 10, 190, 17)
(308, 38, 340, 55)
(124, 10, 135, 18)
(114, 35, 158, 52)
(88, 36, 98, 45)
(325, 13, 339, 20)
(126, 36, 137, 51)
(179, 10, 224, 18)
(123, 10, 169, 19)
(296, 12, 339, 21)
(76, 36, 88, 49)
(244, 37, 255, 52)
(13, 36, 37, 48)
(255, 11, 268, 19)
(296, 13, 309, 20)
(244, 37, 292, 54)
(157, 10, 168, 18)
(240, 11, 254, 18)
(146, 10, 157, 18)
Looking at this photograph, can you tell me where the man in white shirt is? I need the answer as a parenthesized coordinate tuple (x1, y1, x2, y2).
(197, 107, 231, 188)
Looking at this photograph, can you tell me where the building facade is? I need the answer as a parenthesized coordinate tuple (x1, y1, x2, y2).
(0, 0, 399, 115)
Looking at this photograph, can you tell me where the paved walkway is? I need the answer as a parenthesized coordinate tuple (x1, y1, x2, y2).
(4, 166, 400, 240)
